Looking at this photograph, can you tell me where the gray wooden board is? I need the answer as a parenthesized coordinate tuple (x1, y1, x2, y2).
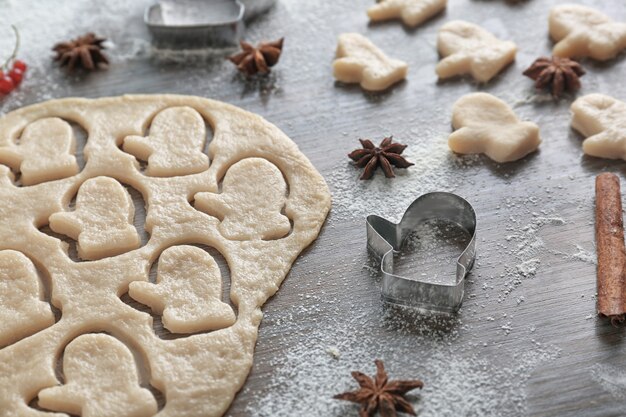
(2, 0, 626, 416)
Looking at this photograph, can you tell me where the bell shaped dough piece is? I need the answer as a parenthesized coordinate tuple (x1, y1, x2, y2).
(333, 33, 408, 92)
(367, 0, 447, 28)
(195, 158, 291, 240)
(123, 106, 209, 177)
(0, 117, 79, 186)
(49, 177, 140, 260)
(436, 20, 517, 83)
(571, 94, 626, 160)
(0, 250, 54, 347)
(38, 334, 157, 417)
(129, 245, 235, 333)
(449, 92, 541, 163)
(550, 5, 626, 61)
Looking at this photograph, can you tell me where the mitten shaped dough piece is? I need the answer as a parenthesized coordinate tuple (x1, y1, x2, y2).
(449, 92, 541, 163)
(129, 245, 235, 333)
(0, 250, 54, 347)
(38, 334, 157, 417)
(550, 5, 626, 61)
(123, 106, 209, 177)
(571, 94, 626, 160)
(333, 33, 408, 91)
(0, 117, 79, 186)
(49, 177, 140, 260)
(367, 0, 446, 28)
(436, 20, 517, 82)
(195, 158, 290, 240)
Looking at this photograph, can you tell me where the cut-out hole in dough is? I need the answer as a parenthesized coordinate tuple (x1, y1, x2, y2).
(194, 158, 291, 241)
(122, 107, 212, 177)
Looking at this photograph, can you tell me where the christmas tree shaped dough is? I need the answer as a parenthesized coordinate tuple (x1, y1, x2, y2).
(449, 92, 541, 162)
(550, 4, 626, 61)
(367, 0, 447, 28)
(333, 33, 408, 91)
(571, 94, 626, 160)
(436, 20, 517, 82)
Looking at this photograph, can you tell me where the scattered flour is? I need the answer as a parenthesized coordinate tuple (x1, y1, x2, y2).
(591, 364, 626, 399)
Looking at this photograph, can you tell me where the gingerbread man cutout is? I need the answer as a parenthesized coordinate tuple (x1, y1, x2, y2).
(49, 177, 140, 260)
(0, 117, 79, 186)
(123, 106, 209, 177)
(38, 334, 157, 417)
(129, 245, 236, 333)
(194, 158, 291, 240)
(0, 250, 54, 347)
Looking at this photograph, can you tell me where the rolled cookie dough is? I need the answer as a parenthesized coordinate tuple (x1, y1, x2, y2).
(436, 20, 517, 82)
(367, 0, 447, 28)
(571, 94, 626, 160)
(0, 95, 331, 417)
(449, 92, 541, 163)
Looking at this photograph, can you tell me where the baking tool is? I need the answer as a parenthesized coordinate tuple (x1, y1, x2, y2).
(240, 0, 277, 20)
(144, 0, 245, 47)
(366, 192, 477, 314)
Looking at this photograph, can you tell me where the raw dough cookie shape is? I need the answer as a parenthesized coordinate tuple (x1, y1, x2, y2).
(0, 250, 54, 348)
(367, 0, 447, 28)
(0, 117, 79, 186)
(129, 245, 236, 333)
(449, 92, 541, 163)
(0, 95, 330, 417)
(194, 158, 291, 241)
(550, 4, 626, 61)
(436, 20, 517, 82)
(333, 33, 408, 92)
(123, 106, 209, 177)
(571, 94, 626, 160)
(49, 176, 140, 261)
(38, 334, 158, 417)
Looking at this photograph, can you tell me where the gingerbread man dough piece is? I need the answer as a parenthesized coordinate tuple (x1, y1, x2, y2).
(194, 158, 291, 240)
(123, 106, 209, 177)
(550, 4, 626, 61)
(38, 334, 157, 417)
(367, 0, 447, 28)
(0, 250, 54, 347)
(129, 245, 236, 333)
(49, 176, 140, 260)
(333, 33, 408, 92)
(436, 20, 517, 82)
(571, 94, 626, 160)
(449, 92, 541, 163)
(0, 117, 79, 186)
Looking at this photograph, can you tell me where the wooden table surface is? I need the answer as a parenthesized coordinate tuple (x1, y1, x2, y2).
(2, 0, 626, 416)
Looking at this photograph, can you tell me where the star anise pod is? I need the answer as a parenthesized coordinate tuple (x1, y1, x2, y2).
(348, 136, 414, 180)
(228, 38, 284, 76)
(334, 359, 424, 417)
(522, 56, 585, 99)
(53, 33, 109, 72)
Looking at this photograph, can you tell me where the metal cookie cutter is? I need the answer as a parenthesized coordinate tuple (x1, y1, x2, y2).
(366, 192, 477, 314)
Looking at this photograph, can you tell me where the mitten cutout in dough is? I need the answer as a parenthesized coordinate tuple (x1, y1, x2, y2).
(449, 92, 541, 163)
(129, 245, 235, 334)
(0, 117, 79, 186)
(38, 334, 157, 417)
(123, 106, 209, 177)
(571, 94, 626, 160)
(49, 177, 140, 260)
(0, 250, 54, 347)
(436, 20, 517, 82)
(550, 5, 626, 61)
(367, 0, 446, 28)
(333, 33, 408, 92)
(194, 158, 290, 240)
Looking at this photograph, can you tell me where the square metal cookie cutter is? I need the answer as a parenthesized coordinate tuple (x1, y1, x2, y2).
(366, 192, 477, 314)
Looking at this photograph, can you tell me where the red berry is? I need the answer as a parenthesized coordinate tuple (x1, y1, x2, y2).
(0, 76, 15, 95)
(8, 69, 23, 85)
(12, 60, 27, 72)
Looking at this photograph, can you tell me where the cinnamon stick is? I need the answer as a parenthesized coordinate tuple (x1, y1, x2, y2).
(595, 173, 626, 321)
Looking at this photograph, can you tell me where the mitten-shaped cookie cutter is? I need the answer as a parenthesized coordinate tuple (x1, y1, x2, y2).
(366, 192, 477, 313)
